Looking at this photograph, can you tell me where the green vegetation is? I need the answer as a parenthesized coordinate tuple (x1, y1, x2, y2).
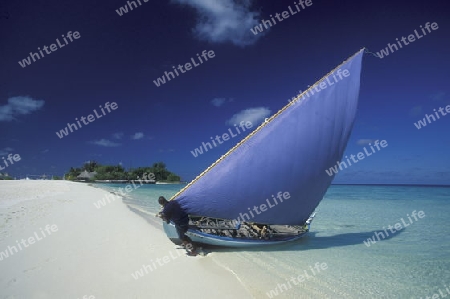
(65, 161, 181, 182)
(0, 173, 13, 180)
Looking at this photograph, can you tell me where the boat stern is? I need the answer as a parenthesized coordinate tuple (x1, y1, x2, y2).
(162, 221, 183, 245)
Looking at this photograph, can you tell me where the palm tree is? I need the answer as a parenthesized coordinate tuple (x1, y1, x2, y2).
(83, 161, 99, 172)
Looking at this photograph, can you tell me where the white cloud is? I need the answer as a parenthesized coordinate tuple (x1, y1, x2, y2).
(89, 139, 121, 147)
(0, 147, 13, 156)
(409, 106, 422, 117)
(0, 96, 45, 122)
(41, 149, 49, 154)
(357, 139, 377, 145)
(226, 107, 271, 126)
(112, 132, 124, 139)
(211, 98, 226, 107)
(211, 97, 233, 107)
(430, 91, 446, 102)
(172, 0, 262, 46)
(131, 132, 144, 140)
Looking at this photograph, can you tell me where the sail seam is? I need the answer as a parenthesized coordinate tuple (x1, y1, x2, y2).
(170, 48, 365, 201)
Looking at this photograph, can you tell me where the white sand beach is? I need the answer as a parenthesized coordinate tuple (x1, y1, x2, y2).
(0, 181, 252, 299)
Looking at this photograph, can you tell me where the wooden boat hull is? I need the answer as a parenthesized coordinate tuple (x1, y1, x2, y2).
(163, 221, 309, 248)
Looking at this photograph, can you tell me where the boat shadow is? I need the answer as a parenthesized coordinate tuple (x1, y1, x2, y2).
(289, 229, 405, 251)
(210, 229, 405, 253)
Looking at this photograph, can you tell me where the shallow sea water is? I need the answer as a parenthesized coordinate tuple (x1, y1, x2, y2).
(95, 183, 450, 299)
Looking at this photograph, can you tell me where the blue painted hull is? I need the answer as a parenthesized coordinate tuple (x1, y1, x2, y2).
(163, 221, 309, 248)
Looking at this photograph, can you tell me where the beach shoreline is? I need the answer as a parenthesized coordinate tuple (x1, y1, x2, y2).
(0, 180, 252, 298)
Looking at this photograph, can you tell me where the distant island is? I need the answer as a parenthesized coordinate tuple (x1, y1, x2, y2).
(0, 172, 12, 180)
(65, 161, 181, 183)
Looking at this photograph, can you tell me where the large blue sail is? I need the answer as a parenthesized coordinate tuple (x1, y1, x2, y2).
(174, 49, 364, 225)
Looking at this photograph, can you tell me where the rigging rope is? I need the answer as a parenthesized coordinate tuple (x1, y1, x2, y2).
(364, 48, 381, 58)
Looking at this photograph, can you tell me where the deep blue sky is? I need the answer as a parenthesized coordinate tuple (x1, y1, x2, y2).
(0, 0, 449, 184)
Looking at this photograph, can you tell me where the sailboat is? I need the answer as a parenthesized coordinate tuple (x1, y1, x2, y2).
(162, 49, 365, 247)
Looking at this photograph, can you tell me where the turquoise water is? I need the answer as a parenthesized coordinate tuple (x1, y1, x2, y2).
(95, 183, 450, 298)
